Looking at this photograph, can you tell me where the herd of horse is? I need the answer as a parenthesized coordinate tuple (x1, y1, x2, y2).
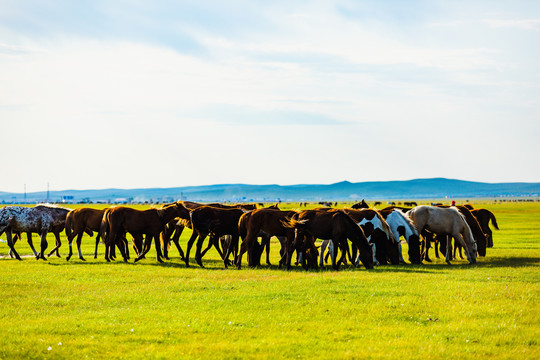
(0, 200, 499, 270)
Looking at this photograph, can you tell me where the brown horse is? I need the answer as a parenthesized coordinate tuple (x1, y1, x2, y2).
(161, 201, 258, 260)
(101, 203, 185, 262)
(234, 208, 296, 269)
(408, 206, 477, 265)
(284, 209, 374, 270)
(470, 208, 499, 248)
(448, 206, 487, 259)
(64, 207, 107, 261)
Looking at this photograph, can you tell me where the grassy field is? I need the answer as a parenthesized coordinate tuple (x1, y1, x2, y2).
(0, 201, 538, 359)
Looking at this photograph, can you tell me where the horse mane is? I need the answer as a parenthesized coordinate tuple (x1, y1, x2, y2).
(392, 210, 419, 236)
(35, 203, 72, 211)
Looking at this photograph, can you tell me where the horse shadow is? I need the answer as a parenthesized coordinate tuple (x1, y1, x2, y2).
(43, 255, 540, 272)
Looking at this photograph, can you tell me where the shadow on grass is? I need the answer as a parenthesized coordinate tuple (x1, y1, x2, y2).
(37, 254, 540, 273)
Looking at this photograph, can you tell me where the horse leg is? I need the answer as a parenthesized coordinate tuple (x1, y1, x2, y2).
(66, 231, 76, 261)
(134, 234, 153, 262)
(171, 225, 186, 260)
(21, 232, 38, 258)
(76, 233, 86, 261)
(319, 240, 329, 267)
(184, 231, 198, 267)
(200, 234, 217, 258)
(445, 236, 453, 264)
(47, 232, 62, 257)
(38, 231, 48, 260)
(424, 236, 432, 262)
(6, 231, 22, 261)
(117, 237, 129, 262)
(264, 236, 272, 266)
(194, 233, 208, 268)
(153, 233, 164, 263)
(94, 233, 101, 259)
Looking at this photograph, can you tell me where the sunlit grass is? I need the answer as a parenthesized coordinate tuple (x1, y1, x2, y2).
(0, 201, 538, 359)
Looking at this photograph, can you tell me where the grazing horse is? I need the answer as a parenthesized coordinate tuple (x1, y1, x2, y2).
(351, 200, 369, 209)
(422, 205, 487, 262)
(284, 209, 374, 270)
(378, 207, 422, 264)
(470, 209, 499, 248)
(0, 204, 71, 260)
(407, 206, 477, 265)
(64, 207, 108, 261)
(185, 205, 247, 268)
(235, 208, 296, 269)
(342, 209, 400, 266)
(101, 203, 185, 262)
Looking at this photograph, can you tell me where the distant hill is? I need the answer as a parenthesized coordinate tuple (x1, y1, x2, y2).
(1, 178, 539, 204)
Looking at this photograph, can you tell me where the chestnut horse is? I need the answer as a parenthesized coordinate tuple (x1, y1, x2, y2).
(64, 207, 108, 261)
(161, 201, 258, 261)
(407, 206, 477, 265)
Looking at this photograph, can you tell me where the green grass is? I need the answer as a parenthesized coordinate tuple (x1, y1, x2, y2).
(0, 201, 538, 359)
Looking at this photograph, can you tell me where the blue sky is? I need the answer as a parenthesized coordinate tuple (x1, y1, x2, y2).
(1, 0, 539, 193)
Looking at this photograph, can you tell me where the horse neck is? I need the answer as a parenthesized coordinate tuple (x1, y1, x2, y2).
(393, 211, 418, 238)
(158, 205, 180, 223)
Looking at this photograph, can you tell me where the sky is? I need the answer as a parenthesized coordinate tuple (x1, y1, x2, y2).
(1, 0, 539, 193)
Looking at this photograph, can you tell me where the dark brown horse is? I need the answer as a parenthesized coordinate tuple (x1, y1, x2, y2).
(234, 208, 296, 269)
(471, 208, 499, 248)
(183, 205, 247, 267)
(284, 209, 374, 270)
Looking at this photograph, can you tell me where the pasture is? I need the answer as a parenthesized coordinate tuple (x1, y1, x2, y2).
(0, 201, 538, 359)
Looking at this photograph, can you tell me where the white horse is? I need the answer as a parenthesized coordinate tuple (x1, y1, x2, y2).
(0, 204, 71, 260)
(407, 206, 477, 265)
(382, 209, 421, 264)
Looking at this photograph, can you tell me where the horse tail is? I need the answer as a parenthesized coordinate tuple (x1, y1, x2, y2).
(238, 212, 250, 239)
(488, 210, 499, 230)
(99, 209, 111, 245)
(65, 211, 74, 239)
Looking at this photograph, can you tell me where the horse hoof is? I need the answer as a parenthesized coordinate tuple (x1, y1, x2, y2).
(80, 257, 86, 261)
(66, 256, 71, 261)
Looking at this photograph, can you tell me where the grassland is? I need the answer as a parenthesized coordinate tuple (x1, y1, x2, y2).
(0, 201, 538, 359)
